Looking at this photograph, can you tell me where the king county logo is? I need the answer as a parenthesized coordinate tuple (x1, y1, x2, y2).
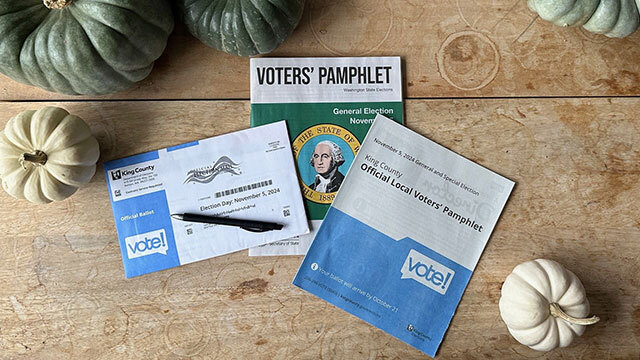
(292, 124, 360, 204)
(184, 156, 241, 184)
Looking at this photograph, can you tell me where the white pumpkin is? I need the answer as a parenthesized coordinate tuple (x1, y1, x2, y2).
(528, 0, 640, 38)
(0, 107, 100, 204)
(499, 259, 599, 351)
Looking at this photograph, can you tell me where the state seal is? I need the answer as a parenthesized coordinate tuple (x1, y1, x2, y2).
(292, 124, 360, 204)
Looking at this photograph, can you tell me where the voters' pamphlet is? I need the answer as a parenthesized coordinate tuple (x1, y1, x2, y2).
(104, 121, 309, 278)
(293, 114, 514, 356)
(249, 57, 403, 256)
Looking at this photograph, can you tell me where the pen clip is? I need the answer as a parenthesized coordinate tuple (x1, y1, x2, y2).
(240, 226, 270, 233)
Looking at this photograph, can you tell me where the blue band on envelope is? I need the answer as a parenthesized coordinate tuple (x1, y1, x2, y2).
(109, 190, 180, 278)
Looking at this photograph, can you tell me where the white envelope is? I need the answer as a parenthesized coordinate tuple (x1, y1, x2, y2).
(104, 121, 309, 278)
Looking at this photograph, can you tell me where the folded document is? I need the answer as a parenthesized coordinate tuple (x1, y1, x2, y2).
(104, 121, 309, 278)
(294, 114, 514, 356)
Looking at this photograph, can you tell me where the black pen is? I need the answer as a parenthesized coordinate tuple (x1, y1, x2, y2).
(170, 213, 283, 233)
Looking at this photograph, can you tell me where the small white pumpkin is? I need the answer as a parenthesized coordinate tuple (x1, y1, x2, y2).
(528, 0, 640, 38)
(499, 259, 599, 352)
(0, 107, 100, 204)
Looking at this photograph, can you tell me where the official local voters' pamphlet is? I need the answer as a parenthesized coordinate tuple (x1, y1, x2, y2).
(293, 114, 514, 356)
(104, 121, 309, 278)
(249, 57, 404, 256)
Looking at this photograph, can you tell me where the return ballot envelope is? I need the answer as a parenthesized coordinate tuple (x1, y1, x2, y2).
(293, 114, 514, 356)
(104, 121, 309, 278)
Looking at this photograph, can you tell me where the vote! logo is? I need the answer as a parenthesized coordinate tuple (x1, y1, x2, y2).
(124, 229, 168, 259)
(401, 249, 454, 295)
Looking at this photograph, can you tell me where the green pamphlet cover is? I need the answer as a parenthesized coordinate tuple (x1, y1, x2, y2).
(249, 57, 404, 255)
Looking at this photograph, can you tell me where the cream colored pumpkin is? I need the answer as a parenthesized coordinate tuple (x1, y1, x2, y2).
(499, 259, 599, 351)
(0, 107, 99, 204)
(528, 0, 640, 38)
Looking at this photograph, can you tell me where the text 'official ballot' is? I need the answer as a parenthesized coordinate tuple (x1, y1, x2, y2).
(104, 121, 309, 278)
(293, 114, 514, 356)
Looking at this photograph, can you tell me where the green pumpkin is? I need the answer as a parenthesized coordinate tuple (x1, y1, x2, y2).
(528, 0, 640, 38)
(0, 0, 174, 95)
(178, 0, 305, 57)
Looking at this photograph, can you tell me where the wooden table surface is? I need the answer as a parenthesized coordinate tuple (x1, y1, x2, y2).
(1, 1, 639, 359)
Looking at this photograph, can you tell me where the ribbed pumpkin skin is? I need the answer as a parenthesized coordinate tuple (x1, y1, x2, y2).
(0, 107, 100, 204)
(179, 0, 305, 56)
(528, 0, 640, 38)
(499, 259, 590, 351)
(0, 0, 174, 95)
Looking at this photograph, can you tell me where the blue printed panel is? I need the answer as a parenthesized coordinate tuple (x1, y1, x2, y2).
(167, 141, 199, 152)
(109, 190, 180, 278)
(293, 207, 472, 356)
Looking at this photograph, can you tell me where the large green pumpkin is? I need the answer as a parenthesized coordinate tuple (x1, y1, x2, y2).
(178, 0, 305, 57)
(528, 0, 640, 38)
(0, 0, 174, 95)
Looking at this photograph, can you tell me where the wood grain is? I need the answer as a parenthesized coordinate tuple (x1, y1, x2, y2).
(2, 1, 640, 101)
(0, 99, 638, 359)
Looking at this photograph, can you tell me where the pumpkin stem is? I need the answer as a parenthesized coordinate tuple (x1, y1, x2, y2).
(43, 0, 72, 9)
(549, 303, 600, 326)
(20, 150, 48, 168)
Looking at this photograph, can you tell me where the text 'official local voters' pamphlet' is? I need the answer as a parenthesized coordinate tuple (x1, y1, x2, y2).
(293, 114, 514, 356)
(249, 57, 403, 256)
(104, 121, 309, 278)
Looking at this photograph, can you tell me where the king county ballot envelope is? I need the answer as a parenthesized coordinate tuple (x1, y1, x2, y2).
(104, 121, 309, 278)
(293, 114, 514, 356)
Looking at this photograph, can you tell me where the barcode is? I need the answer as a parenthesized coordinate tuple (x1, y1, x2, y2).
(215, 179, 273, 198)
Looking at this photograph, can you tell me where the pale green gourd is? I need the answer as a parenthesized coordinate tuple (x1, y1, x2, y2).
(528, 0, 640, 38)
(0, 0, 174, 95)
(178, 0, 305, 57)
